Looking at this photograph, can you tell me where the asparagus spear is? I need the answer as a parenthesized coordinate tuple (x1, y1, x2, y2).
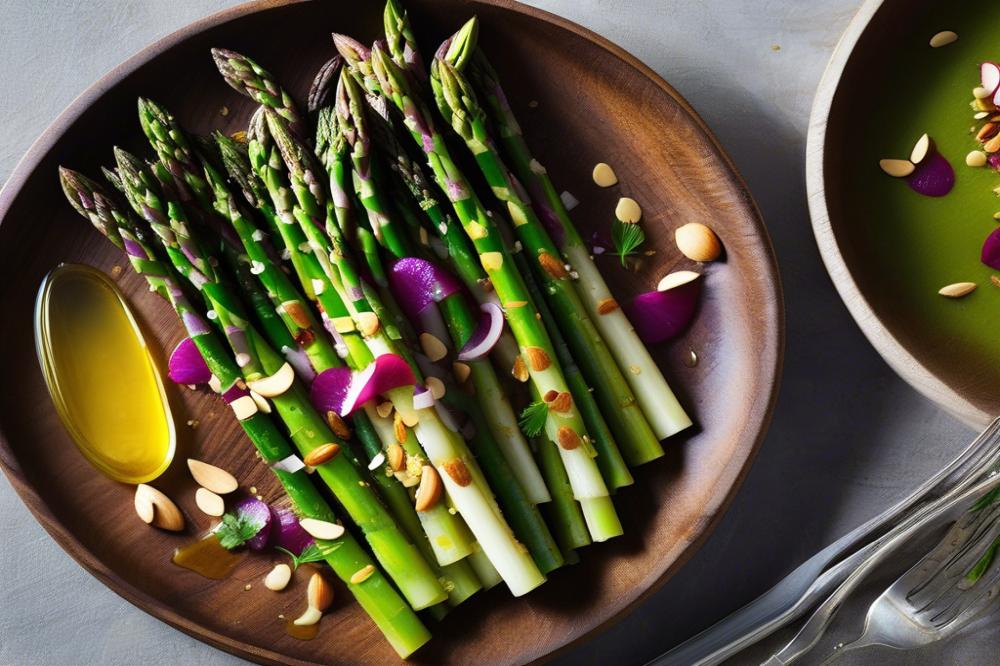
(456, 25, 692, 443)
(212, 48, 308, 141)
(59, 168, 430, 657)
(430, 23, 664, 467)
(342, 38, 621, 542)
(113, 146, 448, 611)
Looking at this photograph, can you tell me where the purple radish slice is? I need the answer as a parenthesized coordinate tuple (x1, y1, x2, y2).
(982, 227, 1000, 271)
(168, 337, 212, 385)
(457, 302, 505, 361)
(624, 280, 701, 344)
(907, 152, 954, 197)
(310, 354, 416, 416)
(233, 496, 272, 551)
(983, 62, 1000, 97)
(273, 507, 314, 555)
(388, 257, 464, 320)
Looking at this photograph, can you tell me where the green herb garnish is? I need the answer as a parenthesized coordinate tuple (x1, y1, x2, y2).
(964, 534, 1000, 585)
(972, 486, 1000, 512)
(276, 541, 343, 570)
(518, 401, 549, 437)
(611, 220, 645, 267)
(215, 512, 264, 550)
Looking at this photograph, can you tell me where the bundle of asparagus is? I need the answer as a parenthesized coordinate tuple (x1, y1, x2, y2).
(58, 0, 694, 655)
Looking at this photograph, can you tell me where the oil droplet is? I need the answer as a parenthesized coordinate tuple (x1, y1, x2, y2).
(172, 534, 244, 579)
(285, 618, 320, 640)
(684, 350, 699, 367)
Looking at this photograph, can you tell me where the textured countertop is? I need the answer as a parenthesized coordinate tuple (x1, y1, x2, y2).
(1, 1, 994, 664)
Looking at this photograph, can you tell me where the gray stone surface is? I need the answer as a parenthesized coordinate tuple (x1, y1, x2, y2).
(0, 1, 992, 664)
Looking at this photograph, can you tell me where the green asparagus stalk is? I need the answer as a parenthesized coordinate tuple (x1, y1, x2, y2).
(343, 38, 621, 541)
(113, 146, 448, 611)
(459, 29, 692, 442)
(212, 48, 308, 141)
(431, 24, 664, 467)
(59, 168, 430, 657)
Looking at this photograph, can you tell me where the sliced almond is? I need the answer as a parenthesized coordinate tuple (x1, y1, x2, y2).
(675, 223, 722, 262)
(307, 573, 334, 611)
(246, 362, 295, 398)
(929, 30, 957, 48)
(419, 332, 448, 362)
(134, 486, 155, 524)
(230, 394, 259, 420)
(426, 376, 446, 400)
(592, 162, 618, 187)
(596, 297, 619, 314)
(299, 518, 346, 541)
(480, 251, 504, 272)
(511, 355, 529, 382)
(414, 465, 442, 511)
(525, 346, 551, 372)
(657, 270, 702, 292)
(967, 150, 988, 167)
(978, 123, 999, 142)
(507, 200, 530, 227)
(467, 221, 488, 239)
(282, 300, 312, 328)
(250, 390, 272, 414)
(878, 158, 915, 177)
(452, 361, 471, 383)
(350, 564, 376, 585)
(264, 563, 292, 591)
(557, 427, 582, 450)
(506, 300, 528, 309)
(293, 606, 323, 626)
(325, 411, 352, 440)
(550, 391, 573, 413)
(187, 459, 239, 495)
(375, 398, 394, 419)
(195, 487, 225, 517)
(393, 413, 408, 445)
(614, 197, 642, 223)
(938, 282, 977, 298)
(538, 251, 569, 278)
(443, 458, 472, 487)
(387, 443, 406, 472)
(543, 389, 559, 403)
(909, 133, 932, 164)
(985, 136, 1000, 154)
(135, 484, 185, 531)
(304, 443, 341, 467)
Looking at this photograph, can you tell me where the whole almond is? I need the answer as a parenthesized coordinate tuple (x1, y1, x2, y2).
(387, 443, 406, 472)
(195, 487, 225, 517)
(525, 346, 551, 371)
(511, 355, 529, 382)
(414, 465, 442, 511)
(596, 298, 619, 314)
(938, 282, 977, 298)
(557, 427, 582, 450)
(299, 518, 346, 541)
(878, 158, 915, 177)
(350, 564, 376, 585)
(307, 572, 334, 611)
(910, 133, 933, 164)
(325, 411, 352, 440)
(443, 458, 472, 487)
(134, 486, 155, 524)
(304, 443, 340, 467)
(264, 563, 292, 591)
(675, 223, 722, 262)
(592, 162, 618, 187)
(135, 484, 184, 531)
(187, 459, 239, 495)
(538, 251, 569, 279)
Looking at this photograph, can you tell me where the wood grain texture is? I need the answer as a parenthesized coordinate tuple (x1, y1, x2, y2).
(0, 1, 783, 664)
(807, 0, 993, 429)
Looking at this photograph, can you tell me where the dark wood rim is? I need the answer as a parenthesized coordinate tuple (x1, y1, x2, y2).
(0, 1, 784, 663)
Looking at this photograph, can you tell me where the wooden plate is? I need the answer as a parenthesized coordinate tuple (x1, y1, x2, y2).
(0, 1, 782, 663)
(809, 0, 1000, 428)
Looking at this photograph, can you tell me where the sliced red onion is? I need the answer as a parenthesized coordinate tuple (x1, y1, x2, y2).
(982, 227, 1000, 270)
(413, 385, 435, 410)
(983, 62, 1000, 97)
(311, 354, 416, 416)
(989, 154, 1000, 170)
(388, 257, 463, 320)
(457, 302, 505, 361)
(221, 382, 251, 404)
(273, 507, 314, 556)
(907, 152, 954, 197)
(168, 337, 212, 385)
(281, 345, 317, 383)
(624, 280, 702, 344)
(233, 497, 273, 551)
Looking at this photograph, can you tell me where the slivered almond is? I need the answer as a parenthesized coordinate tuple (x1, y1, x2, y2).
(938, 282, 977, 298)
(135, 484, 184, 531)
(282, 300, 312, 328)
(978, 123, 999, 142)
(929, 30, 957, 48)
(910, 133, 932, 164)
(557, 427, 582, 450)
(443, 458, 472, 487)
(393, 413, 407, 445)
(481, 251, 504, 272)
(452, 362, 471, 383)
(299, 518, 346, 541)
(307, 573, 334, 611)
(426, 376, 446, 400)
(525, 347, 551, 372)
(387, 443, 406, 472)
(357, 311, 380, 336)
(187, 459, 239, 494)
(596, 298, 619, 314)
(506, 300, 528, 309)
(879, 158, 915, 177)
(414, 465, 442, 511)
(304, 443, 340, 467)
(511, 355, 529, 382)
(550, 391, 573, 413)
(246, 362, 295, 398)
(657, 270, 701, 292)
(375, 399, 394, 419)
(195, 487, 225, 517)
(350, 564, 376, 585)
(538, 251, 568, 278)
(134, 486, 155, 524)
(325, 411, 352, 440)
(419, 332, 448, 362)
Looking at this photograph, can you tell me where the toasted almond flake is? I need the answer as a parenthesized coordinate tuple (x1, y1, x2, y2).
(426, 376, 446, 400)
(356, 311, 380, 336)
(282, 301, 312, 328)
(419, 332, 448, 362)
(556, 427, 582, 450)
(597, 297, 619, 314)
(910, 133, 932, 164)
(592, 162, 618, 187)
(675, 223, 722, 262)
(657, 270, 702, 292)
(307, 573, 334, 611)
(399, 407, 419, 427)
(976, 111, 991, 120)
(511, 355, 529, 382)
(350, 564, 376, 585)
(393, 413, 408, 445)
(375, 399, 394, 419)
(195, 487, 225, 517)
(538, 251, 569, 278)
(247, 362, 295, 398)
(135, 484, 184, 531)
(387, 443, 406, 472)
(929, 30, 958, 48)
(543, 389, 559, 403)
(187, 459, 239, 494)
(615, 197, 642, 223)
(506, 300, 528, 308)
(978, 123, 999, 142)
(293, 607, 323, 626)
(304, 443, 341, 467)
(550, 392, 573, 413)
(134, 487, 155, 524)
(264, 564, 292, 591)
(481, 251, 504, 272)
(208, 374, 222, 393)
(967, 150, 988, 167)
(986, 136, 1000, 154)
(300, 518, 346, 541)
(879, 158, 915, 177)
(975, 86, 993, 99)
(414, 465, 442, 511)
(525, 346, 551, 371)
(443, 458, 472, 487)
(325, 411, 352, 439)
(467, 221, 487, 239)
(938, 282, 977, 298)
(250, 390, 271, 414)
(992, 276, 1000, 289)
(452, 362, 471, 383)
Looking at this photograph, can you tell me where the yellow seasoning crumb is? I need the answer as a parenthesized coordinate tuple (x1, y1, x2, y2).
(771, 44, 781, 52)
(249, 486, 258, 495)
(111, 265, 123, 278)
(629, 365, 641, 375)
(244, 584, 252, 591)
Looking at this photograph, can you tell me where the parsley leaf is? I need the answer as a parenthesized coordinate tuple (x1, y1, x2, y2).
(276, 541, 343, 570)
(215, 511, 264, 550)
(611, 220, 645, 267)
(518, 401, 549, 437)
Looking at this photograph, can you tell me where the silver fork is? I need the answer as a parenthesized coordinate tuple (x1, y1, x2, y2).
(820, 498, 1000, 663)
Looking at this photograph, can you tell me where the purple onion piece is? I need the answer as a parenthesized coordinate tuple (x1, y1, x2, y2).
(167, 337, 212, 385)
(457, 302, 505, 361)
(388, 257, 464, 320)
(982, 227, 1000, 270)
(907, 152, 954, 197)
(311, 354, 416, 416)
(233, 497, 272, 551)
(624, 281, 701, 344)
(273, 508, 314, 555)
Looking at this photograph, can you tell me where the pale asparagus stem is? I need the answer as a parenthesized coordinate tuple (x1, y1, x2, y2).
(463, 40, 691, 440)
